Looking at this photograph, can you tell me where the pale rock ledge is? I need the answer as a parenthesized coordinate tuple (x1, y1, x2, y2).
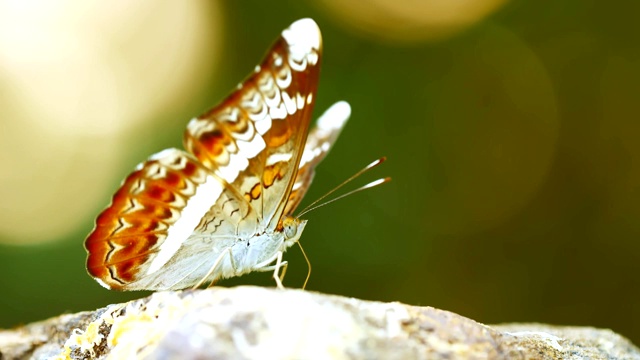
(0, 286, 638, 359)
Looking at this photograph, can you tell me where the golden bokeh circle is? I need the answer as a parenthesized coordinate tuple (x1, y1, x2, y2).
(316, 0, 508, 43)
(0, 1, 223, 244)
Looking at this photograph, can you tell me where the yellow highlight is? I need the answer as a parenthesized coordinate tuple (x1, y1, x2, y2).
(0, 1, 223, 244)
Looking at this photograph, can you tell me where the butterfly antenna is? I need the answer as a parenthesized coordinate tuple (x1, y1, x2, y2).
(297, 157, 390, 217)
(297, 241, 312, 289)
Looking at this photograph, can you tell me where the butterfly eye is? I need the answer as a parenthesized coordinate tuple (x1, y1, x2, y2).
(282, 216, 298, 239)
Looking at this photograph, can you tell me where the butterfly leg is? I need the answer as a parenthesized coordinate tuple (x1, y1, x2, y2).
(253, 251, 288, 289)
(277, 259, 289, 284)
(271, 251, 286, 289)
(192, 246, 235, 290)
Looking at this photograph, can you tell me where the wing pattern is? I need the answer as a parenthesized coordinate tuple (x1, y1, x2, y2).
(184, 19, 322, 230)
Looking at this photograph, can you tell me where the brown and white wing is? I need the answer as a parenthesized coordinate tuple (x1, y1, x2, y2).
(85, 149, 256, 290)
(184, 18, 322, 231)
(284, 101, 351, 216)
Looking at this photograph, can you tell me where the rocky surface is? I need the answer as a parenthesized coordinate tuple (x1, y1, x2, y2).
(1, 286, 638, 359)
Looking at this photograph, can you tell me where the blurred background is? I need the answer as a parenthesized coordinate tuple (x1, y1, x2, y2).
(1, 0, 639, 346)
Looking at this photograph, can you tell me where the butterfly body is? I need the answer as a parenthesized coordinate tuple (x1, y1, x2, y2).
(85, 19, 349, 291)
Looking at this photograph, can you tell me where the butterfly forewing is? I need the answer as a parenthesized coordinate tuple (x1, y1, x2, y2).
(85, 19, 330, 290)
(184, 21, 322, 230)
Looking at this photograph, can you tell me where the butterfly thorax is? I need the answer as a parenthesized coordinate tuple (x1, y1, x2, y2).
(221, 216, 307, 279)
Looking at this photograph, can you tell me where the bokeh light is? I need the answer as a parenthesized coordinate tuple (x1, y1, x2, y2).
(316, 0, 508, 43)
(0, 1, 221, 243)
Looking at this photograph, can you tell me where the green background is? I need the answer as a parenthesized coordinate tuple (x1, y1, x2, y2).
(2, 0, 639, 347)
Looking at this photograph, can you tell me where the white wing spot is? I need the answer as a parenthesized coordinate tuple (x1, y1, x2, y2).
(242, 91, 262, 109)
(237, 135, 266, 158)
(308, 52, 319, 66)
(296, 93, 306, 110)
(218, 153, 249, 183)
(270, 103, 287, 120)
(275, 66, 292, 89)
(282, 18, 321, 54)
(254, 115, 272, 135)
(266, 153, 293, 166)
(288, 56, 308, 72)
(282, 91, 297, 115)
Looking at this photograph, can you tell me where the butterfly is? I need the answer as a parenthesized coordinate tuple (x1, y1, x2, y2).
(84, 18, 355, 291)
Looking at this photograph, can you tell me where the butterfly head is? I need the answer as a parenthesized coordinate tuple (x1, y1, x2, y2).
(280, 215, 307, 249)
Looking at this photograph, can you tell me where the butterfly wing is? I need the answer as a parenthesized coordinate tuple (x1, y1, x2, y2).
(85, 19, 323, 290)
(184, 18, 322, 231)
(85, 148, 262, 290)
(284, 101, 351, 216)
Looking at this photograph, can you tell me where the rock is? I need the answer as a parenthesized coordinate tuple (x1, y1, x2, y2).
(0, 286, 638, 359)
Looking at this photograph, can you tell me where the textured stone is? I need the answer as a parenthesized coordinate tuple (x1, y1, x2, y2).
(0, 286, 638, 359)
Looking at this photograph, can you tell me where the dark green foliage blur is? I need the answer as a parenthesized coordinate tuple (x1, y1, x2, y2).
(1, 0, 639, 346)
